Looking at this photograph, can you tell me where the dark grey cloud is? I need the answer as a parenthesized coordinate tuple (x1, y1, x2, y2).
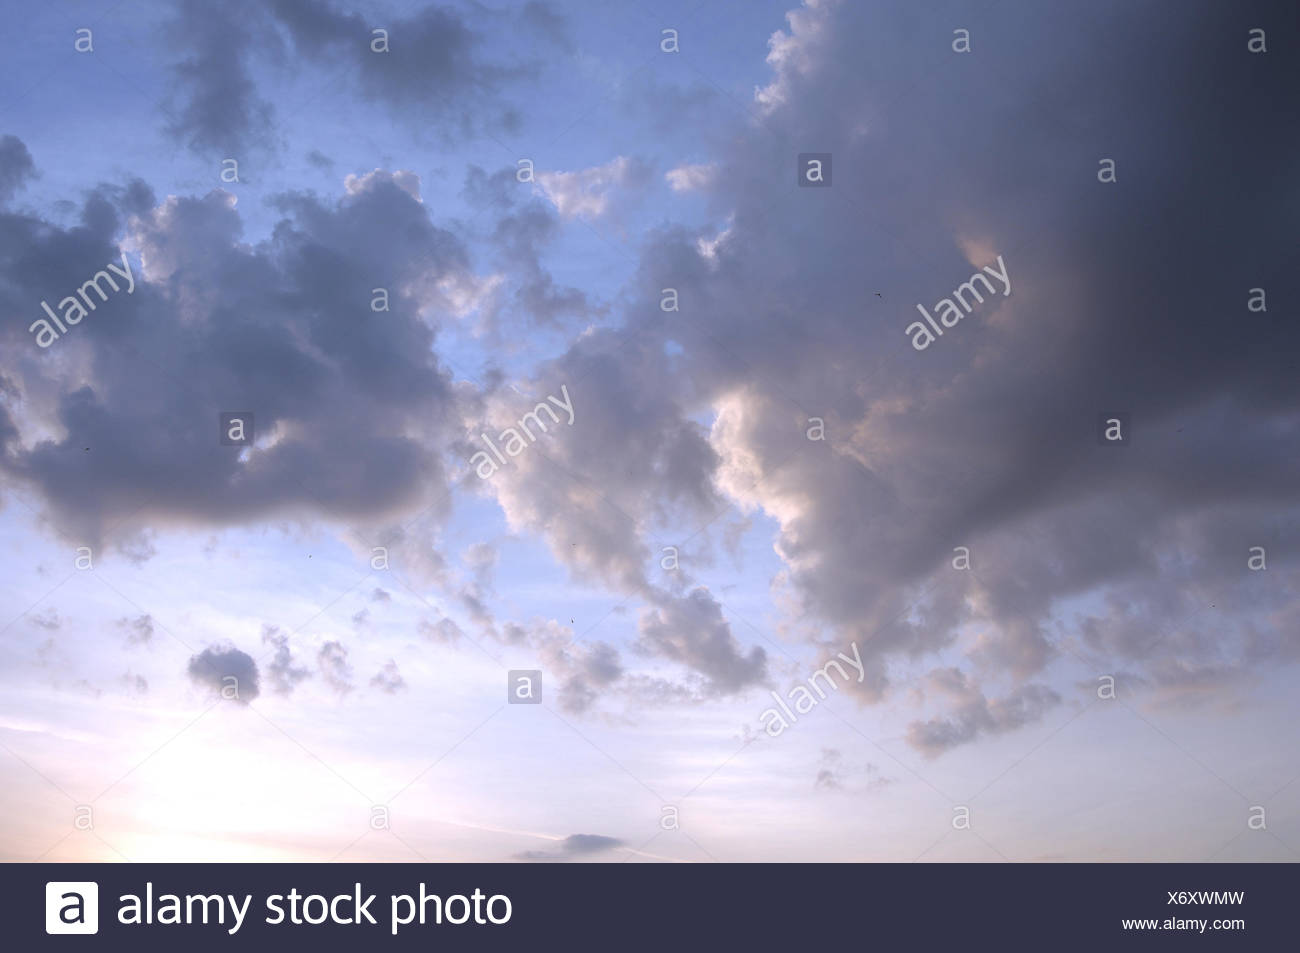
(3, 0, 1296, 758)
(518, 1, 572, 52)
(514, 833, 625, 861)
(164, 0, 279, 155)
(636, 588, 766, 696)
(187, 644, 260, 703)
(161, 0, 563, 156)
(0, 160, 467, 551)
(293, 4, 510, 111)
(458, 0, 1298, 747)
(0, 135, 34, 204)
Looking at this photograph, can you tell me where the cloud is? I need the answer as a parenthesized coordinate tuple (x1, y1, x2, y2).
(906, 668, 1061, 758)
(116, 614, 155, 646)
(815, 748, 893, 792)
(317, 640, 353, 695)
(344, 168, 422, 202)
(535, 156, 653, 220)
(370, 659, 406, 694)
(29, 608, 60, 631)
(665, 162, 716, 193)
(463, 541, 498, 580)
(442, 0, 1300, 750)
(0, 135, 34, 203)
(163, 0, 278, 155)
(636, 588, 766, 695)
(513, 833, 625, 861)
(262, 624, 310, 697)
(186, 644, 260, 703)
(162, 0, 553, 155)
(419, 616, 465, 644)
(814, 747, 842, 789)
(4, 0, 1297, 763)
(459, 345, 756, 695)
(120, 672, 149, 695)
(270, 2, 494, 101)
(507, 619, 625, 713)
(452, 541, 500, 633)
(0, 158, 469, 551)
(462, 164, 604, 329)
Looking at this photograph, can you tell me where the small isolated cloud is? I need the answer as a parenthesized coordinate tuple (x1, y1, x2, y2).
(636, 588, 767, 695)
(419, 616, 464, 644)
(317, 640, 353, 695)
(117, 531, 158, 565)
(117, 614, 154, 646)
(186, 644, 259, 704)
(463, 541, 498, 581)
(120, 672, 148, 695)
(665, 162, 716, 193)
(370, 659, 406, 694)
(29, 608, 61, 631)
(506, 619, 624, 714)
(906, 668, 1061, 758)
(815, 749, 892, 792)
(163, 1, 278, 155)
(862, 763, 893, 792)
(514, 833, 625, 861)
(370, 587, 392, 603)
(262, 624, 310, 697)
(535, 156, 651, 220)
(814, 748, 842, 789)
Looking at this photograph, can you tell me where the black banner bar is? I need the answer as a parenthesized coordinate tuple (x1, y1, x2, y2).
(5, 862, 1290, 949)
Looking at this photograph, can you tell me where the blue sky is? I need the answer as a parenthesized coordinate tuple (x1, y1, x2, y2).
(0, 0, 1298, 862)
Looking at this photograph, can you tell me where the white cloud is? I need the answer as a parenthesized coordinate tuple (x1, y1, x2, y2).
(535, 156, 650, 220)
(665, 162, 716, 193)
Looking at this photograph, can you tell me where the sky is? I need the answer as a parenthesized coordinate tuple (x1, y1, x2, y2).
(0, 0, 1297, 863)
